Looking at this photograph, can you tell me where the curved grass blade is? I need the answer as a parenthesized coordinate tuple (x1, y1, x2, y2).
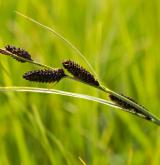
(0, 86, 118, 108)
(0, 86, 160, 125)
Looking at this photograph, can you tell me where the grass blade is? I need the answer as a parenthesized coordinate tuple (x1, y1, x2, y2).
(0, 86, 160, 125)
(0, 86, 117, 108)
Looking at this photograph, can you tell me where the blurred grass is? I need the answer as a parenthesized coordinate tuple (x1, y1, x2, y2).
(0, 0, 160, 164)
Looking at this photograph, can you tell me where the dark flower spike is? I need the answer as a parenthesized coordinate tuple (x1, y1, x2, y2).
(23, 68, 66, 83)
(109, 94, 136, 110)
(62, 60, 100, 87)
(5, 45, 33, 62)
(109, 94, 152, 121)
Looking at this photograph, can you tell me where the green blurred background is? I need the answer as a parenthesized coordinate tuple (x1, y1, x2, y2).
(0, 0, 160, 164)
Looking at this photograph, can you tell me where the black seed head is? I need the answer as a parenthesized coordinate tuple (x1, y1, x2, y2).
(109, 93, 152, 121)
(5, 45, 32, 62)
(23, 68, 66, 83)
(109, 94, 134, 110)
(62, 60, 99, 87)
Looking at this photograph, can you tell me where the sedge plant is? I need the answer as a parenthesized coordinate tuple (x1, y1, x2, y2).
(0, 42, 160, 126)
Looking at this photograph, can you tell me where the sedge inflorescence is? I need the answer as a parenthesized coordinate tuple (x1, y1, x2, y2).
(109, 94, 135, 110)
(0, 44, 156, 124)
(109, 93, 152, 120)
(62, 60, 100, 87)
(23, 69, 66, 83)
(5, 45, 33, 62)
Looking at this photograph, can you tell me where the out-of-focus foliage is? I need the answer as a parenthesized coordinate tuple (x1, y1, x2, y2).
(0, 0, 160, 164)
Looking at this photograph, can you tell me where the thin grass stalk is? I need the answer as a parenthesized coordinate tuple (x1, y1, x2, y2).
(0, 86, 160, 125)
(0, 86, 119, 109)
(15, 11, 98, 78)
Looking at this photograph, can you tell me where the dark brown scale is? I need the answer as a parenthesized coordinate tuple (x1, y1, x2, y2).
(109, 94, 135, 110)
(121, 94, 147, 111)
(62, 60, 99, 87)
(23, 68, 66, 83)
(5, 45, 33, 62)
(109, 94, 152, 121)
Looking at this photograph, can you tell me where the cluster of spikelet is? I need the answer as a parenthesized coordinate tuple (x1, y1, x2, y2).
(5, 45, 33, 62)
(23, 69, 66, 83)
(0, 44, 157, 123)
(0, 45, 100, 86)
